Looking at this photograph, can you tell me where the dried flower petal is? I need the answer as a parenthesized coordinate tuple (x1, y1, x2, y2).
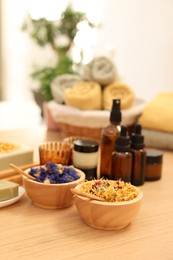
(28, 162, 79, 184)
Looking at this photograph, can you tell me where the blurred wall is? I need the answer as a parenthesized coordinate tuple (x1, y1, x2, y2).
(96, 0, 173, 100)
(1, 0, 34, 101)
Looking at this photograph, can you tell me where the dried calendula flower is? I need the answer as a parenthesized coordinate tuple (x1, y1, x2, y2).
(0, 143, 19, 153)
(79, 179, 140, 202)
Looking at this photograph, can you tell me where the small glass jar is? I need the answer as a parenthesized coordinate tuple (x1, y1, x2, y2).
(72, 139, 99, 180)
(145, 150, 163, 181)
(39, 142, 71, 165)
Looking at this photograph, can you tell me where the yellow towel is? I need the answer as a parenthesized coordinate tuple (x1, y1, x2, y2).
(139, 92, 173, 133)
(103, 82, 135, 110)
(64, 81, 102, 110)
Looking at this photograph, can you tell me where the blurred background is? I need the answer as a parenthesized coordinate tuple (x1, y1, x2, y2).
(0, 0, 173, 129)
(1, 0, 173, 102)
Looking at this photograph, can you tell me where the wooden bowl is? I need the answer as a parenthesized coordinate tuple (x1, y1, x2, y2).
(73, 182, 143, 230)
(23, 166, 85, 209)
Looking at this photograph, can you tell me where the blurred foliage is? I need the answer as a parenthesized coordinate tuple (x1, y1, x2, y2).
(22, 4, 96, 100)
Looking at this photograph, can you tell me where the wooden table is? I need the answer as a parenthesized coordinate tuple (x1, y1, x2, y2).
(0, 127, 173, 260)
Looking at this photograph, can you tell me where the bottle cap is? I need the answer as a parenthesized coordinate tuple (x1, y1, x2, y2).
(110, 99, 122, 123)
(131, 123, 145, 150)
(116, 125, 130, 152)
(73, 139, 99, 153)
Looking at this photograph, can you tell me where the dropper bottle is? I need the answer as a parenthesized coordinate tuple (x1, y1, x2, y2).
(111, 125, 132, 182)
(100, 99, 121, 179)
(131, 123, 146, 186)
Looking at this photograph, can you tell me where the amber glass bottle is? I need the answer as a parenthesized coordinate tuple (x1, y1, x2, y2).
(145, 150, 163, 181)
(131, 123, 146, 186)
(100, 99, 121, 179)
(112, 125, 132, 182)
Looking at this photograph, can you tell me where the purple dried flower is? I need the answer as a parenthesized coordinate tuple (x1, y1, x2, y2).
(29, 162, 80, 184)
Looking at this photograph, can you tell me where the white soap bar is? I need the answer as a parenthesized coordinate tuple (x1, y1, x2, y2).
(0, 143, 33, 171)
(0, 180, 19, 201)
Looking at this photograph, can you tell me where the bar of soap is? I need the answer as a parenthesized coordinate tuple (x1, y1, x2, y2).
(0, 180, 19, 201)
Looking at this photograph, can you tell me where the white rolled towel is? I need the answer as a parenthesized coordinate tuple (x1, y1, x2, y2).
(51, 74, 82, 103)
(83, 56, 120, 86)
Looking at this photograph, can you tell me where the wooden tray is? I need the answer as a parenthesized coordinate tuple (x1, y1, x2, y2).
(0, 163, 38, 185)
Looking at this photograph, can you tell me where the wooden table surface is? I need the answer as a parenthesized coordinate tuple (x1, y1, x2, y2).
(0, 126, 173, 260)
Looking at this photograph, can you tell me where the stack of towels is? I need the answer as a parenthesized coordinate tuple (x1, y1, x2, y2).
(50, 56, 135, 111)
(44, 56, 147, 131)
(138, 92, 173, 150)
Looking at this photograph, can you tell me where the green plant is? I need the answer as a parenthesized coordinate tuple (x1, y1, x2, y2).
(22, 4, 95, 100)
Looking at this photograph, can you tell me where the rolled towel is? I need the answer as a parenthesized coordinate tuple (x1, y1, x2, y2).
(64, 81, 102, 110)
(103, 82, 135, 110)
(83, 56, 120, 86)
(51, 74, 82, 104)
(138, 92, 173, 133)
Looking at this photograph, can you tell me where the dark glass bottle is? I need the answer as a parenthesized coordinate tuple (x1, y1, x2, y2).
(112, 125, 132, 182)
(100, 99, 121, 179)
(131, 123, 146, 186)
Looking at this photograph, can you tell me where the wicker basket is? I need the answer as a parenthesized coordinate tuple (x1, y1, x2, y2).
(56, 122, 102, 141)
(43, 102, 103, 141)
(43, 99, 145, 141)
